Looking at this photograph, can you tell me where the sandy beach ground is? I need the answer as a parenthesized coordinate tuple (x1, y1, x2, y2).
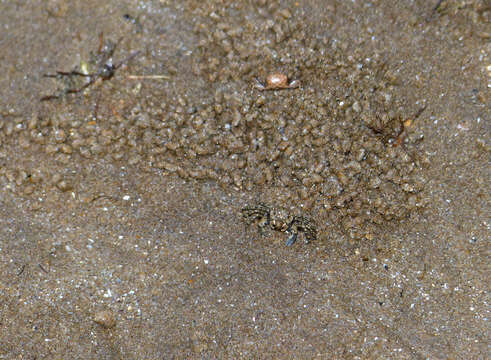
(0, 1, 489, 358)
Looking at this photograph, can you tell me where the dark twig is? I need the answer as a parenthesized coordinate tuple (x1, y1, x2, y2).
(17, 264, 26, 276)
(426, 0, 446, 21)
(40, 34, 140, 101)
(38, 264, 49, 274)
(433, 0, 445, 13)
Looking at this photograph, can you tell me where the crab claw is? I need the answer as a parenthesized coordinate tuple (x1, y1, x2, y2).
(285, 233, 297, 246)
(287, 79, 300, 88)
(253, 77, 266, 91)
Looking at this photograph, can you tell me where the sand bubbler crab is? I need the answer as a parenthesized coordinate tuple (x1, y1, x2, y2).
(254, 73, 300, 91)
(242, 203, 317, 246)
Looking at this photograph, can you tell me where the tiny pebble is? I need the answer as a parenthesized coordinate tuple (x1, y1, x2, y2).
(94, 310, 116, 329)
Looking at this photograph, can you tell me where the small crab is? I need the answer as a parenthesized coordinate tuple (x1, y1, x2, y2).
(254, 73, 300, 91)
(242, 203, 316, 246)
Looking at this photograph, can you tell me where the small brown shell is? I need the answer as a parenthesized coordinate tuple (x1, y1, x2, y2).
(94, 310, 116, 328)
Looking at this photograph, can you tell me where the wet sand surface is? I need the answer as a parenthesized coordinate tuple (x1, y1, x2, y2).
(0, 0, 489, 358)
